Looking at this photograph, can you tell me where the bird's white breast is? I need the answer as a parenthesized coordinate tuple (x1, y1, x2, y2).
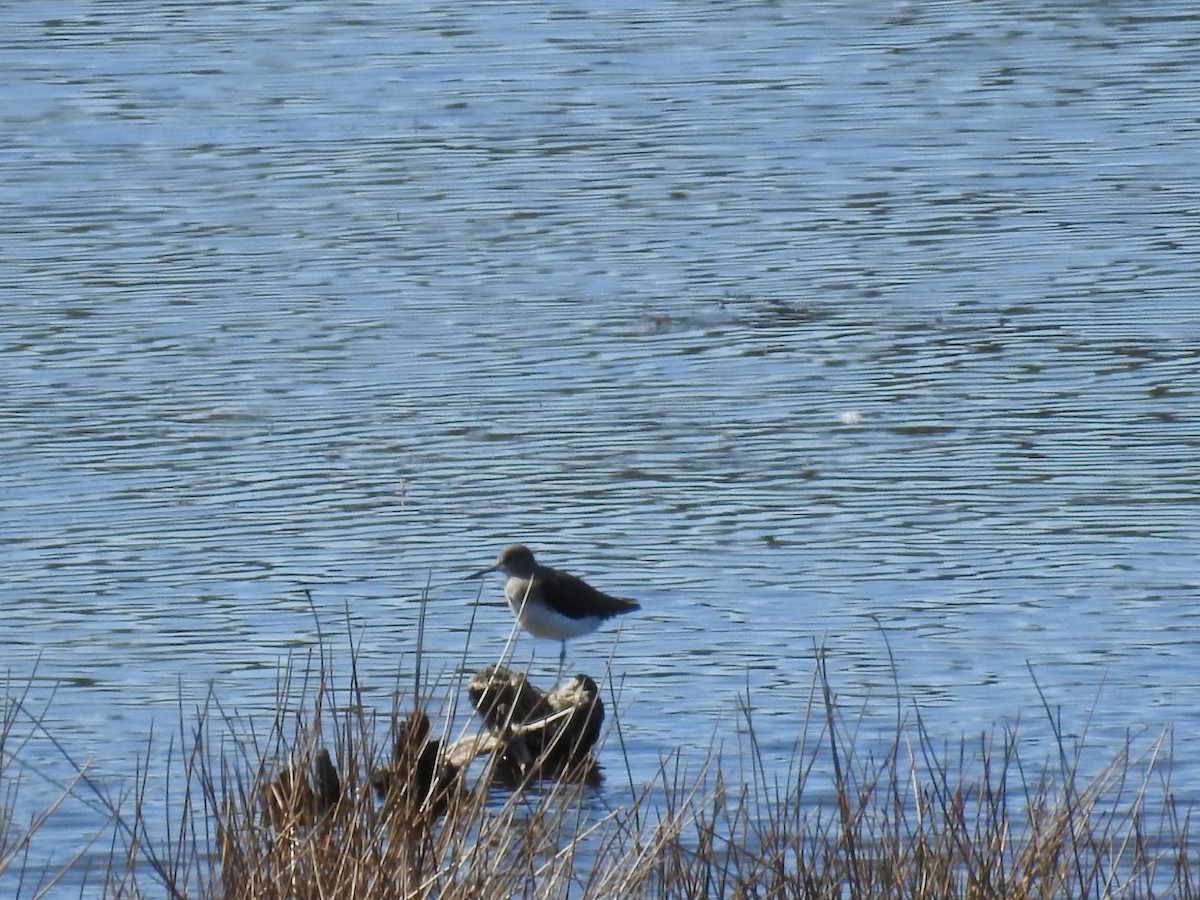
(505, 579, 601, 641)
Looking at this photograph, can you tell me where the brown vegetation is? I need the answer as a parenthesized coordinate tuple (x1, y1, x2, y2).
(1, 630, 1194, 897)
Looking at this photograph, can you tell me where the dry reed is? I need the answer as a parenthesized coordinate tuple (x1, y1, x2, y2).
(2, 623, 1194, 898)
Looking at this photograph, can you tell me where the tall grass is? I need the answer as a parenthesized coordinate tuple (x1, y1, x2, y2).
(2, 631, 1195, 897)
(1, 666, 107, 897)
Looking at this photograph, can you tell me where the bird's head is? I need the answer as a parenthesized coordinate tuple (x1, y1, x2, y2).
(467, 543, 537, 579)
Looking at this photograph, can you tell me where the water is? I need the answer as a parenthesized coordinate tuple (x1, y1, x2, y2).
(3, 0, 1199, 891)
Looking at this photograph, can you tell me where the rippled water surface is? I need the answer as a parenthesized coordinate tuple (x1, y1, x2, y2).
(4, 1, 1199, 889)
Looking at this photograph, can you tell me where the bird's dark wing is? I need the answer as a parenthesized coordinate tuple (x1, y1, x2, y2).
(539, 567, 640, 620)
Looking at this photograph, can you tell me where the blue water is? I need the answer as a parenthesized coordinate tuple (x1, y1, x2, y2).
(3, 1, 1199, 892)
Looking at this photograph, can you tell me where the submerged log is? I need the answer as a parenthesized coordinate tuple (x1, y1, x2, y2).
(368, 669, 605, 828)
(447, 666, 604, 786)
(370, 710, 464, 825)
(262, 747, 343, 830)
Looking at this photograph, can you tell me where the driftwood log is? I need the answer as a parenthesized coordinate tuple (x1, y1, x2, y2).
(444, 666, 604, 787)
(261, 747, 343, 829)
(266, 668, 607, 833)
(370, 710, 464, 825)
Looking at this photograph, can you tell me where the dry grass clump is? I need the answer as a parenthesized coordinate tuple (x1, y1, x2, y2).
(2, 630, 1196, 897)
(599, 653, 1194, 898)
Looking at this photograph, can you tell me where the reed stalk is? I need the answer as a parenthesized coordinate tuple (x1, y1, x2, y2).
(2, 621, 1194, 897)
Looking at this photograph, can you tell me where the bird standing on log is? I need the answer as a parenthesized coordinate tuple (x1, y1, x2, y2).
(469, 543, 640, 673)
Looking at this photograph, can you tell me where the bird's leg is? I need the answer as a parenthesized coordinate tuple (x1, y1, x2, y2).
(555, 641, 566, 686)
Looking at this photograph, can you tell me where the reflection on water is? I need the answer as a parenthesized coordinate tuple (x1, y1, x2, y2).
(3, 0, 1199, 887)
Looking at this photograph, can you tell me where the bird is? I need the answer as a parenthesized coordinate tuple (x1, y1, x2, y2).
(468, 543, 640, 674)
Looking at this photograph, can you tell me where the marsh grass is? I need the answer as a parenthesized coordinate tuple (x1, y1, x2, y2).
(2, 667, 121, 898)
(2, 626, 1195, 897)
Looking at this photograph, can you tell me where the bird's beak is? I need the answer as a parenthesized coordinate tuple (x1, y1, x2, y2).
(466, 564, 496, 580)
